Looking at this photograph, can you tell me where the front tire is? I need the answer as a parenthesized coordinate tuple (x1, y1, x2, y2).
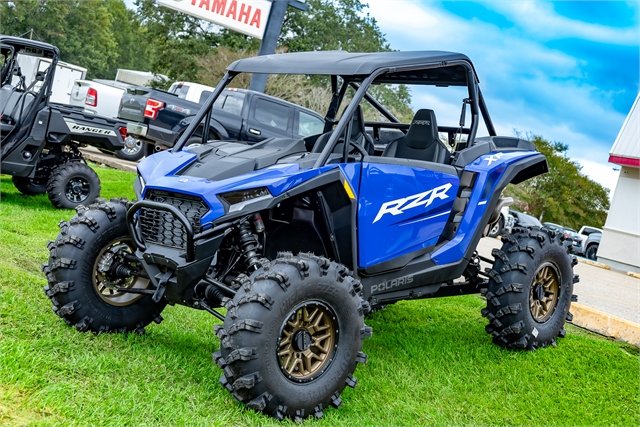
(46, 162, 101, 209)
(42, 199, 166, 333)
(481, 227, 578, 350)
(214, 253, 371, 421)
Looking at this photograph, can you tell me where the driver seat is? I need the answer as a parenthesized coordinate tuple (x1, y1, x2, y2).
(382, 109, 450, 164)
(311, 105, 375, 155)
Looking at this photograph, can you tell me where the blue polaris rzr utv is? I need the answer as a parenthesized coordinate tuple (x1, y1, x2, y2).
(44, 51, 577, 421)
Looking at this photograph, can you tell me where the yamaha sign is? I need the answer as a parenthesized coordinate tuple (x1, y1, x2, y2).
(156, 0, 272, 39)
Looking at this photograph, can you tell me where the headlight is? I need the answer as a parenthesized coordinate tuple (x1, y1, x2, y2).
(134, 173, 146, 198)
(219, 187, 272, 213)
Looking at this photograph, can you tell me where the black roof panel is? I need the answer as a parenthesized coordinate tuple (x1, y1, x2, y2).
(227, 50, 473, 77)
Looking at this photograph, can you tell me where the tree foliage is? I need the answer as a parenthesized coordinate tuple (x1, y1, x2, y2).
(504, 135, 610, 229)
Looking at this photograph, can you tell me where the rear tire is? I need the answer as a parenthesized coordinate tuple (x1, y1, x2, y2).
(481, 227, 577, 350)
(42, 198, 166, 333)
(12, 175, 49, 195)
(487, 216, 505, 238)
(214, 252, 371, 421)
(585, 244, 598, 260)
(47, 162, 101, 209)
(115, 137, 146, 161)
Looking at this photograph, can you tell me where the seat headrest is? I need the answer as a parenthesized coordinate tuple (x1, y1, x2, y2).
(405, 109, 439, 149)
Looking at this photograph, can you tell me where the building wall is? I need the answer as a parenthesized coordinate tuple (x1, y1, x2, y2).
(598, 166, 640, 272)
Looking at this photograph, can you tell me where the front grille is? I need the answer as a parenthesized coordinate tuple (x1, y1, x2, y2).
(139, 190, 209, 249)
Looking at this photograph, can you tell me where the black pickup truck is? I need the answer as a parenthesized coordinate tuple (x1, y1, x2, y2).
(118, 86, 325, 155)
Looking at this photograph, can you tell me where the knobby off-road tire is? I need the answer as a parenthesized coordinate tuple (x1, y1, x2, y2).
(12, 175, 49, 195)
(42, 198, 166, 333)
(47, 162, 101, 209)
(213, 252, 371, 422)
(481, 226, 578, 350)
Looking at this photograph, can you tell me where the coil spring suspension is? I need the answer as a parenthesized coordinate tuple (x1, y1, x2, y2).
(237, 220, 262, 271)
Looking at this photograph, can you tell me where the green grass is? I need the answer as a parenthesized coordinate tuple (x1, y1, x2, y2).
(1, 165, 638, 426)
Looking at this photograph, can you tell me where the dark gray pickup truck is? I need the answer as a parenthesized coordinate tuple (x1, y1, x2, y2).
(118, 86, 325, 158)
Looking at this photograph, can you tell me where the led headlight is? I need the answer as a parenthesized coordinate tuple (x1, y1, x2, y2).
(219, 187, 272, 213)
(134, 172, 146, 198)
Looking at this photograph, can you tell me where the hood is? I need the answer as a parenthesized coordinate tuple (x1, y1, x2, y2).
(136, 138, 335, 224)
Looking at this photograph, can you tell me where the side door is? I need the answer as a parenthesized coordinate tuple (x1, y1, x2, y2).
(243, 96, 293, 143)
(356, 158, 459, 270)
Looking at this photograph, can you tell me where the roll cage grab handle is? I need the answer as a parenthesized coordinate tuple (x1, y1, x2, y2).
(172, 60, 497, 158)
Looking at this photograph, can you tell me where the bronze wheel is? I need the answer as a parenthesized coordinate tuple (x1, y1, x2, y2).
(277, 301, 338, 383)
(93, 237, 149, 307)
(529, 262, 560, 322)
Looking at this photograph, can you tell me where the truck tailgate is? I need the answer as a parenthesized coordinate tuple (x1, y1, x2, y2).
(118, 87, 150, 123)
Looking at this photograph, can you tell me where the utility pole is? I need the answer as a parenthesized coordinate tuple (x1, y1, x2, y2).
(248, 0, 307, 93)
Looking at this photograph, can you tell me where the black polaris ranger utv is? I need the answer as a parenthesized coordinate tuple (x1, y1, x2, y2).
(1, 36, 126, 209)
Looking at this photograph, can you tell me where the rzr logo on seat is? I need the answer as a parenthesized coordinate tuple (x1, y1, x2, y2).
(373, 183, 452, 223)
(412, 120, 431, 126)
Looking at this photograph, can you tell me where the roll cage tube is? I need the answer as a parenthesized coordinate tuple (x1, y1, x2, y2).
(172, 72, 237, 152)
(315, 59, 482, 167)
(323, 78, 350, 133)
(349, 82, 401, 124)
(478, 88, 496, 137)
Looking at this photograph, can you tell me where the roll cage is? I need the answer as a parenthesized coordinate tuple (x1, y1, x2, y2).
(173, 51, 497, 165)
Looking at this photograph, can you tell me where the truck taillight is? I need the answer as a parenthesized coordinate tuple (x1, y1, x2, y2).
(118, 126, 127, 141)
(144, 99, 164, 119)
(86, 88, 98, 107)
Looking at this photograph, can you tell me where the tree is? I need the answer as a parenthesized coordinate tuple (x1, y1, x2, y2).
(0, 0, 118, 78)
(504, 134, 610, 229)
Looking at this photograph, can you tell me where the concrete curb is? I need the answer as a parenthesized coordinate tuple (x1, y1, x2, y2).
(80, 148, 137, 173)
(626, 271, 640, 279)
(570, 303, 640, 347)
(577, 258, 611, 270)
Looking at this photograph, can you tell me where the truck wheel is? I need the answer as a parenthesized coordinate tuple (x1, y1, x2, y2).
(487, 216, 505, 238)
(115, 136, 146, 162)
(481, 227, 577, 350)
(47, 162, 101, 209)
(214, 252, 371, 421)
(42, 199, 166, 333)
(12, 175, 49, 195)
(585, 244, 598, 260)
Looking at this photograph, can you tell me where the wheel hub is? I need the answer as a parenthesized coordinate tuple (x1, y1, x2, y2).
(293, 329, 313, 352)
(277, 302, 338, 382)
(64, 177, 90, 202)
(529, 263, 560, 323)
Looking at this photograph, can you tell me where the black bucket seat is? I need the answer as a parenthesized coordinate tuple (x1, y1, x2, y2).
(382, 109, 450, 164)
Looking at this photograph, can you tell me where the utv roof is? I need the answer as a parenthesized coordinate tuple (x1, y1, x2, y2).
(0, 35, 59, 57)
(227, 51, 477, 85)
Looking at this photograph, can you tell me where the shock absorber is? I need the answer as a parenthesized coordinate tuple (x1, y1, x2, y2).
(237, 219, 262, 271)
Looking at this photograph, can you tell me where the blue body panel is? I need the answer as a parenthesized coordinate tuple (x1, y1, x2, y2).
(357, 162, 458, 267)
(138, 147, 539, 275)
(431, 150, 539, 265)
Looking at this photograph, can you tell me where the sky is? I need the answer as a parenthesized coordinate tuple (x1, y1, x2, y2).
(364, 0, 639, 195)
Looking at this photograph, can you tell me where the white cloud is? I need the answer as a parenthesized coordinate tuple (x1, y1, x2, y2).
(483, 1, 638, 45)
(574, 158, 620, 196)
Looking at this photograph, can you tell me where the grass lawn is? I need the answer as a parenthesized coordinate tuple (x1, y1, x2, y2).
(1, 165, 638, 426)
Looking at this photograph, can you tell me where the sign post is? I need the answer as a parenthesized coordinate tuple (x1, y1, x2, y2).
(156, 0, 307, 93)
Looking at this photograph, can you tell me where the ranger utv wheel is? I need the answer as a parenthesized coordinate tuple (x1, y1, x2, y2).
(47, 162, 101, 209)
(12, 175, 49, 195)
(214, 253, 371, 421)
(481, 227, 578, 350)
(42, 198, 166, 333)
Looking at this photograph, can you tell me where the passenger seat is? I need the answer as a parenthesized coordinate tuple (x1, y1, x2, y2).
(382, 109, 450, 164)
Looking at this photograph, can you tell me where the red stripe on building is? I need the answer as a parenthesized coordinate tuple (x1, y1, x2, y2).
(609, 155, 640, 167)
